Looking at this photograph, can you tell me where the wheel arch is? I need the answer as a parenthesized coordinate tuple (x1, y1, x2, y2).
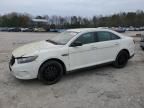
(117, 49, 130, 59)
(38, 58, 67, 75)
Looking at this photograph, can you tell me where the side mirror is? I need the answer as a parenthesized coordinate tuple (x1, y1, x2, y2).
(70, 41, 82, 47)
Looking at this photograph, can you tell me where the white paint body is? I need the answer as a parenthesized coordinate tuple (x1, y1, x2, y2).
(10, 28, 135, 79)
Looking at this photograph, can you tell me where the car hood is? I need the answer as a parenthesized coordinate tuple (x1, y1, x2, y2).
(12, 40, 63, 57)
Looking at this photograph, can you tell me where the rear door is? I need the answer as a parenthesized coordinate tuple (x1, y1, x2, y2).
(92, 31, 121, 64)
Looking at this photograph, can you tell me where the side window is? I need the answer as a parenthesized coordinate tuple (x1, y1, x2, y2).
(97, 31, 111, 42)
(110, 33, 120, 40)
(96, 31, 120, 42)
(75, 32, 95, 45)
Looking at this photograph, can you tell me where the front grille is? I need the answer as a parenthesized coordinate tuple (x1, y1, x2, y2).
(10, 55, 15, 66)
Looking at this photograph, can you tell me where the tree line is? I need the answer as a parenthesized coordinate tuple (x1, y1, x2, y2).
(0, 10, 144, 29)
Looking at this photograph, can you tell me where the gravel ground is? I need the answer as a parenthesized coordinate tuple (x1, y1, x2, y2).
(0, 31, 144, 108)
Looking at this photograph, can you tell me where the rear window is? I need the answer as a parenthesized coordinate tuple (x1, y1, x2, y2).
(96, 31, 120, 42)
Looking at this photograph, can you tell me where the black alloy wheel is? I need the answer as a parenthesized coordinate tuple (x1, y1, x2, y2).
(113, 51, 129, 68)
(38, 60, 63, 85)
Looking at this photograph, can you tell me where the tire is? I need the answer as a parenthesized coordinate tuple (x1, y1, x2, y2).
(113, 51, 129, 68)
(141, 47, 144, 50)
(38, 60, 63, 85)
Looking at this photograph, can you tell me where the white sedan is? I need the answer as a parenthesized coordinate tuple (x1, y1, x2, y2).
(9, 28, 135, 84)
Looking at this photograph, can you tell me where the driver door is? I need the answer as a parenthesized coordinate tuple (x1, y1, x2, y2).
(68, 32, 97, 70)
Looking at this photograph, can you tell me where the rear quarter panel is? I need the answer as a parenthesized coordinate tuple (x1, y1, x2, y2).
(119, 37, 135, 57)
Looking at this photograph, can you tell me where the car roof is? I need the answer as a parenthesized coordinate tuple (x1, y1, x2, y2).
(67, 28, 112, 33)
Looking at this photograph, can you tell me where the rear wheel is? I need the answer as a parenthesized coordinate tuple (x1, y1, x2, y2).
(38, 60, 63, 85)
(113, 51, 129, 68)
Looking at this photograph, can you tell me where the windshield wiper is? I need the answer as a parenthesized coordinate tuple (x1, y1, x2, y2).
(46, 39, 59, 45)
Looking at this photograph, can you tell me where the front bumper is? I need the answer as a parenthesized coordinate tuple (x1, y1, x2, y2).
(9, 58, 39, 80)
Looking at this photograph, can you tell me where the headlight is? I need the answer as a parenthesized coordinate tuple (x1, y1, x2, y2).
(17, 56, 38, 64)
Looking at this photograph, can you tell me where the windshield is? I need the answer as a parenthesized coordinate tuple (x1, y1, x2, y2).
(47, 31, 78, 45)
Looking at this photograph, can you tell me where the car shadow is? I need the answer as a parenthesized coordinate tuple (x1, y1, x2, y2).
(62, 64, 115, 81)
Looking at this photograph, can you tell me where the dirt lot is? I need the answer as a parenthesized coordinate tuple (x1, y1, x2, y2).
(0, 31, 144, 108)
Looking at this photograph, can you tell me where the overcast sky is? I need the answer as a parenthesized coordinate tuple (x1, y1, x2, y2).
(0, 0, 144, 16)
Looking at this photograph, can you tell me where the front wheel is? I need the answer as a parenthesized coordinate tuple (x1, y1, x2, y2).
(38, 60, 63, 85)
(113, 51, 129, 68)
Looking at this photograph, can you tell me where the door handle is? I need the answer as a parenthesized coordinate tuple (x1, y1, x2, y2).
(114, 43, 119, 45)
